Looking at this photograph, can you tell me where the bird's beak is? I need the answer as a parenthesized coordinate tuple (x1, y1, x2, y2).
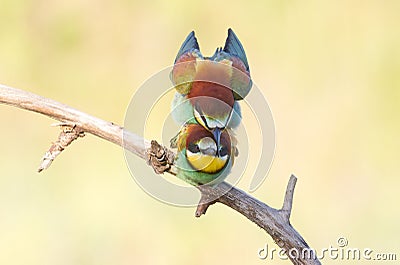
(211, 127, 222, 156)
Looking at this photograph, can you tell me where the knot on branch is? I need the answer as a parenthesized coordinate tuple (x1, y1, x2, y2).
(146, 140, 175, 174)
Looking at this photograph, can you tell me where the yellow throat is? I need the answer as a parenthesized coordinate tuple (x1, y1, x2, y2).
(187, 153, 227, 174)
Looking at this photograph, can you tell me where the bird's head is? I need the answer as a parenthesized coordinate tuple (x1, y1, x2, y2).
(184, 124, 232, 174)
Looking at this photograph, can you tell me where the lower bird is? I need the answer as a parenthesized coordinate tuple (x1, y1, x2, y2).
(174, 123, 236, 186)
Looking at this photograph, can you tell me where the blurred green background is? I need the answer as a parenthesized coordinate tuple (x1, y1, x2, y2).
(1, 0, 399, 264)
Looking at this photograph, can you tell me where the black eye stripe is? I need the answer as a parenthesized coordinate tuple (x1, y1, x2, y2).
(194, 104, 209, 128)
(201, 115, 208, 128)
(188, 142, 200, 153)
(219, 146, 228, 157)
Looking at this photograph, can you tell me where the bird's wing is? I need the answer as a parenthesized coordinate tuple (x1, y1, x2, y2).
(176, 125, 189, 153)
(223, 28, 249, 72)
(171, 31, 203, 95)
(222, 28, 252, 100)
(174, 31, 200, 63)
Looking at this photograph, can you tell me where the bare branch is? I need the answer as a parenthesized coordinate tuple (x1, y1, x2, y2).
(281, 174, 298, 220)
(0, 84, 149, 159)
(0, 84, 321, 265)
(38, 124, 85, 172)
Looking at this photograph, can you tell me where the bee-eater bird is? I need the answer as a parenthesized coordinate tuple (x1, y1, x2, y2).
(175, 123, 235, 185)
(170, 29, 251, 149)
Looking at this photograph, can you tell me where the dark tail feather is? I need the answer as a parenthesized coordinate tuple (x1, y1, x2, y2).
(223, 28, 249, 71)
(175, 31, 200, 63)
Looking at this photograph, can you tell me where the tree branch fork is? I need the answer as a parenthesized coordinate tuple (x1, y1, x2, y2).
(0, 84, 320, 265)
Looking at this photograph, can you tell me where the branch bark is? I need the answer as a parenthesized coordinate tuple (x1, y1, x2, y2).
(0, 84, 321, 265)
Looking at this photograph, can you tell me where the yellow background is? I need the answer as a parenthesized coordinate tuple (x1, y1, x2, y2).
(0, 0, 399, 264)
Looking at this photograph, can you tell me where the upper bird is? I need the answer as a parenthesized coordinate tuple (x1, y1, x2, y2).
(170, 29, 252, 149)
